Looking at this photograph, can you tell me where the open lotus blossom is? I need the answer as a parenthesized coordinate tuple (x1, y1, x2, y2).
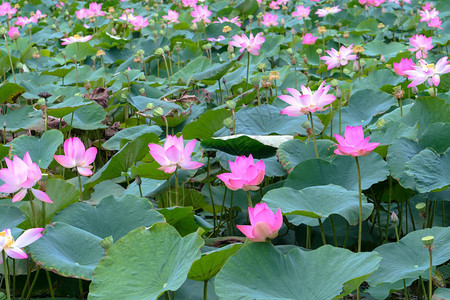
(315, 6, 341, 17)
(162, 10, 179, 24)
(7, 26, 20, 40)
(0, 2, 17, 18)
(214, 16, 241, 27)
(269, 1, 280, 10)
(292, 5, 310, 19)
(408, 35, 433, 59)
(229, 32, 265, 56)
(320, 44, 357, 70)
(419, 7, 439, 23)
(388, 0, 411, 4)
(61, 34, 92, 45)
(359, 0, 385, 7)
(302, 33, 317, 45)
(148, 135, 204, 174)
(207, 35, 225, 42)
(15, 16, 38, 27)
(0, 228, 44, 262)
(217, 155, 265, 191)
(236, 203, 282, 242)
(393, 58, 415, 76)
(53, 137, 97, 176)
(182, 0, 198, 8)
(119, 8, 135, 21)
(403, 57, 450, 87)
(34, 9, 47, 19)
(190, 5, 212, 23)
(0, 152, 52, 203)
(278, 81, 336, 116)
(261, 12, 278, 27)
(334, 126, 380, 157)
(427, 17, 442, 29)
(129, 16, 149, 30)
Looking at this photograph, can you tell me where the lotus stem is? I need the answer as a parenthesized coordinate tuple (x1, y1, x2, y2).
(246, 191, 253, 208)
(45, 270, 55, 300)
(2, 251, 11, 300)
(174, 169, 178, 206)
(78, 279, 83, 300)
(203, 280, 208, 300)
(162, 54, 173, 90)
(355, 156, 362, 252)
(27, 190, 38, 228)
(3, 36, 16, 83)
(309, 112, 319, 159)
(385, 177, 392, 243)
(207, 157, 217, 233)
(77, 172, 83, 202)
(403, 279, 410, 300)
(26, 266, 40, 300)
(329, 215, 338, 246)
(428, 249, 433, 300)
(318, 218, 327, 245)
(245, 51, 250, 91)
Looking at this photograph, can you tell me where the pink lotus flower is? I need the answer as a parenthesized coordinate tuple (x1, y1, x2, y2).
(229, 32, 265, 56)
(403, 57, 450, 87)
(408, 35, 433, 59)
(217, 155, 265, 191)
(236, 203, 282, 242)
(53, 137, 97, 176)
(261, 12, 278, 27)
(315, 6, 341, 17)
(61, 35, 92, 45)
(427, 17, 442, 29)
(34, 9, 47, 19)
(15, 16, 38, 27)
(7, 26, 20, 40)
(214, 16, 241, 27)
(148, 135, 204, 174)
(119, 8, 135, 22)
(359, 0, 385, 7)
(292, 5, 310, 19)
(419, 7, 439, 23)
(55, 2, 64, 9)
(129, 16, 149, 31)
(393, 58, 415, 76)
(0, 2, 17, 18)
(76, 9, 89, 19)
(388, 0, 411, 4)
(0, 152, 52, 203)
(191, 5, 212, 23)
(0, 228, 44, 262)
(278, 81, 336, 116)
(182, 0, 198, 8)
(162, 10, 179, 24)
(302, 33, 317, 45)
(334, 126, 380, 157)
(320, 44, 357, 70)
(87, 2, 105, 17)
(269, 1, 280, 10)
(207, 35, 226, 42)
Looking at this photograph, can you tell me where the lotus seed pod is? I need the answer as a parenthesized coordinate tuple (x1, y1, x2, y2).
(316, 49, 322, 55)
(0, 27, 6, 36)
(343, 68, 350, 75)
(146, 103, 154, 109)
(154, 48, 164, 56)
(37, 98, 46, 106)
(416, 202, 426, 212)
(226, 100, 236, 110)
(100, 236, 114, 250)
(376, 118, 387, 128)
(250, 77, 260, 86)
(152, 107, 164, 117)
(257, 63, 266, 71)
(427, 87, 435, 96)
(422, 236, 434, 247)
(301, 120, 311, 129)
(330, 79, 339, 87)
(286, 48, 293, 55)
(223, 117, 234, 129)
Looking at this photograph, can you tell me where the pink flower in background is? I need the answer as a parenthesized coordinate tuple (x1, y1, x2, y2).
(87, 2, 105, 17)
(315, 6, 341, 17)
(229, 32, 265, 56)
(334, 126, 380, 157)
(0, 2, 17, 18)
(0, 152, 52, 203)
(419, 7, 439, 22)
(162, 10, 180, 24)
(129, 16, 149, 30)
(261, 13, 278, 27)
(422, 2, 432, 10)
(15, 16, 38, 27)
(408, 35, 433, 59)
(388, 0, 411, 4)
(182, 0, 198, 8)
(393, 58, 415, 76)
(403, 57, 450, 87)
(61, 35, 92, 45)
(53, 137, 97, 176)
(0, 228, 44, 262)
(76, 9, 89, 19)
(427, 17, 442, 29)
(148, 135, 204, 174)
(278, 82, 336, 116)
(191, 5, 212, 23)
(207, 35, 226, 42)
(359, 0, 385, 7)
(119, 8, 135, 22)
(236, 203, 282, 242)
(34, 9, 47, 19)
(320, 44, 357, 70)
(269, 1, 280, 10)
(217, 155, 265, 191)
(7, 26, 20, 40)
(292, 5, 310, 19)
(214, 16, 241, 27)
(55, 2, 64, 9)
(302, 33, 317, 45)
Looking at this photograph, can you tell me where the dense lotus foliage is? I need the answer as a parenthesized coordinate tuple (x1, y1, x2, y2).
(0, 0, 449, 299)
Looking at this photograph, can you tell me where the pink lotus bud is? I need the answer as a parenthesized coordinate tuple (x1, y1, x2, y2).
(391, 211, 399, 223)
(334, 125, 380, 157)
(217, 155, 265, 191)
(53, 137, 97, 176)
(8, 26, 20, 40)
(236, 203, 283, 242)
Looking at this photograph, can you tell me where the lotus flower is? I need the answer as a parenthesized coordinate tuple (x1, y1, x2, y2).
(61, 35, 92, 45)
(403, 57, 450, 87)
(190, 5, 212, 24)
(0, 2, 17, 18)
(217, 155, 265, 191)
(427, 17, 442, 29)
(148, 135, 204, 174)
(236, 203, 282, 242)
(315, 6, 341, 17)
(302, 33, 317, 45)
(0, 228, 44, 262)
(261, 12, 278, 27)
(53, 137, 97, 176)
(162, 10, 179, 24)
(129, 16, 149, 31)
(334, 126, 380, 157)
(214, 16, 241, 27)
(229, 32, 265, 56)
(408, 35, 433, 59)
(419, 7, 439, 23)
(15, 16, 38, 27)
(320, 44, 357, 70)
(278, 81, 336, 116)
(182, 0, 198, 8)
(393, 58, 415, 76)
(7, 26, 20, 40)
(0, 152, 52, 203)
(292, 5, 310, 19)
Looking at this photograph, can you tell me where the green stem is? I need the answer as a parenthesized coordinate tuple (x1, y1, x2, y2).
(203, 280, 208, 300)
(162, 54, 173, 90)
(343, 222, 350, 248)
(309, 112, 319, 159)
(45, 270, 55, 300)
(26, 266, 40, 300)
(246, 191, 253, 208)
(21, 259, 32, 300)
(174, 170, 178, 206)
(403, 279, 410, 300)
(385, 177, 392, 243)
(78, 279, 83, 300)
(428, 249, 433, 300)
(338, 96, 342, 135)
(355, 157, 362, 252)
(2, 251, 11, 300)
(329, 215, 338, 246)
(245, 51, 250, 91)
(12, 259, 16, 300)
(306, 226, 311, 249)
(3, 36, 16, 83)
(77, 172, 83, 202)
(318, 219, 327, 245)
(229, 190, 234, 234)
(419, 275, 428, 300)
(207, 157, 217, 234)
(394, 223, 399, 242)
(27, 190, 38, 228)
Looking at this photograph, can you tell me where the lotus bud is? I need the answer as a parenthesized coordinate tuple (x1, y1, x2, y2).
(376, 118, 387, 128)
(84, 80, 91, 90)
(422, 236, 434, 247)
(353, 60, 360, 72)
(391, 211, 399, 223)
(191, 23, 198, 31)
(380, 55, 386, 63)
(411, 86, 418, 94)
(135, 175, 142, 186)
(336, 87, 342, 98)
(152, 107, 164, 117)
(343, 32, 349, 38)
(51, 24, 57, 30)
(226, 100, 236, 110)
(281, 18, 285, 25)
(303, 56, 308, 64)
(223, 117, 234, 129)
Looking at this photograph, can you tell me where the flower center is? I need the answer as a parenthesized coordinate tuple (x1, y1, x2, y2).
(326, 7, 331, 10)
(0, 231, 14, 248)
(426, 63, 435, 69)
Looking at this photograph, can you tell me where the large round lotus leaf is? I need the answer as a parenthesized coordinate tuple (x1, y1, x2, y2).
(88, 223, 204, 300)
(53, 194, 165, 242)
(276, 139, 335, 173)
(215, 243, 381, 300)
(366, 277, 416, 300)
(369, 121, 418, 146)
(367, 227, 450, 287)
(102, 125, 162, 151)
(0, 105, 42, 132)
(401, 97, 450, 135)
(418, 122, 450, 153)
(63, 102, 107, 130)
(28, 222, 105, 280)
(434, 288, 450, 300)
(263, 185, 373, 227)
(182, 109, 231, 140)
(0, 205, 26, 230)
(47, 96, 92, 119)
(285, 153, 389, 191)
(404, 148, 450, 193)
(188, 244, 242, 281)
